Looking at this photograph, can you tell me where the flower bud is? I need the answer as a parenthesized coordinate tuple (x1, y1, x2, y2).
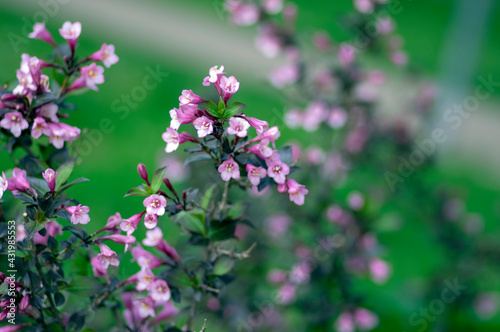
(137, 163, 149, 184)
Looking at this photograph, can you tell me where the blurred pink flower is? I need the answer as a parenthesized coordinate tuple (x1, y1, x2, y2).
(1, 112, 29, 137)
(96, 243, 119, 269)
(29, 22, 56, 46)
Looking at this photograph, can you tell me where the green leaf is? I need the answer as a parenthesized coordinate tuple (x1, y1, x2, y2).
(56, 177, 89, 195)
(199, 100, 220, 118)
(213, 256, 235, 276)
(151, 166, 167, 193)
(31, 92, 56, 109)
(24, 221, 45, 239)
(208, 218, 237, 241)
(124, 185, 150, 197)
(222, 102, 247, 118)
(176, 210, 206, 235)
(55, 161, 74, 191)
(54, 292, 65, 306)
(218, 96, 226, 112)
(0, 282, 8, 294)
(26, 176, 50, 195)
(202, 184, 218, 210)
(67, 277, 104, 297)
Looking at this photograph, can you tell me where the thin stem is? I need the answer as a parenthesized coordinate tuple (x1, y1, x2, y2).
(56, 74, 71, 101)
(28, 223, 64, 326)
(218, 180, 230, 217)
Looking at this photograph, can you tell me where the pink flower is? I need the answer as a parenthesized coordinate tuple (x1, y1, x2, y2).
(347, 191, 364, 210)
(227, 117, 250, 137)
(89, 43, 119, 68)
(265, 151, 282, 167)
(354, 0, 374, 14)
(179, 89, 204, 105)
(64, 204, 90, 224)
(369, 258, 391, 284)
(91, 256, 107, 277)
(143, 194, 167, 216)
(169, 108, 181, 130)
(202, 65, 225, 86)
(218, 157, 240, 181)
(263, 126, 280, 147)
(290, 262, 312, 284)
(193, 116, 214, 138)
(226, 1, 260, 26)
(103, 212, 122, 233)
(46, 122, 81, 149)
(244, 116, 269, 136)
(245, 164, 266, 186)
(42, 168, 57, 194)
(59, 21, 81, 51)
(33, 221, 62, 245)
(67, 63, 105, 91)
(255, 25, 282, 58)
(248, 138, 273, 158)
(136, 267, 156, 291)
(161, 128, 196, 153)
(0, 172, 7, 199)
(474, 293, 500, 320)
(267, 162, 290, 184)
(7, 168, 32, 195)
(96, 243, 119, 269)
(162, 127, 181, 153)
(152, 302, 179, 324)
(28, 22, 56, 46)
(31, 117, 47, 139)
(177, 104, 200, 125)
(263, 0, 283, 14)
(327, 107, 347, 129)
(313, 32, 332, 52)
(36, 104, 59, 122)
(1, 112, 29, 137)
(12, 69, 35, 96)
(266, 214, 290, 237)
(391, 51, 408, 66)
(219, 75, 240, 102)
(150, 279, 171, 304)
(95, 234, 136, 245)
(267, 269, 288, 284)
(276, 283, 296, 305)
(269, 63, 299, 88)
(120, 213, 143, 235)
(287, 179, 308, 205)
(156, 240, 181, 263)
(144, 213, 159, 229)
(143, 227, 163, 246)
(335, 312, 355, 332)
(338, 43, 356, 67)
(131, 245, 163, 269)
(376, 17, 394, 35)
(354, 308, 379, 330)
(134, 297, 155, 318)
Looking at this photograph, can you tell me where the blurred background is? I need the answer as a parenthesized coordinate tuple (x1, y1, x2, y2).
(1, 0, 500, 331)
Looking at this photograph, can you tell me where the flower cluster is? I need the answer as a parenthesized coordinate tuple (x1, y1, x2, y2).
(162, 65, 308, 205)
(0, 21, 118, 149)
